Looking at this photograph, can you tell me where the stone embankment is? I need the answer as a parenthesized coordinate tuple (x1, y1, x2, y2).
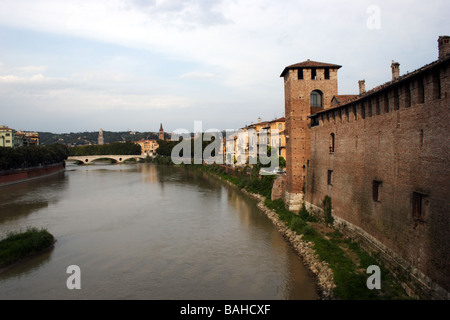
(244, 191, 336, 299)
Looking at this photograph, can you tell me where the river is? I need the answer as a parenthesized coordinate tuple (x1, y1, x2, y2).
(0, 162, 318, 300)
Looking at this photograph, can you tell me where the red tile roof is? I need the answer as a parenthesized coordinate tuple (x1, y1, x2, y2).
(280, 60, 342, 77)
(331, 95, 358, 105)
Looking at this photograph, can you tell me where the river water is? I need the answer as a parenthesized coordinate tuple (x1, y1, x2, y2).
(0, 163, 318, 300)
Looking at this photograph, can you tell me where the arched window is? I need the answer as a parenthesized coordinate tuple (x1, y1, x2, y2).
(311, 90, 323, 107)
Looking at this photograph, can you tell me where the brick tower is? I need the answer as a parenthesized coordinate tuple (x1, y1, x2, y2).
(158, 123, 165, 141)
(280, 60, 341, 211)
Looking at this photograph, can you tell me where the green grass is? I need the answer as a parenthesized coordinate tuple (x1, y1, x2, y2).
(0, 227, 55, 268)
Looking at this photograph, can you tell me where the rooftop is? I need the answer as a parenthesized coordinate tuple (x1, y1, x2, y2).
(280, 59, 342, 77)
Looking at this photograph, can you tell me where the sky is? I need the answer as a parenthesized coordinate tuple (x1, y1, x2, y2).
(0, 0, 448, 134)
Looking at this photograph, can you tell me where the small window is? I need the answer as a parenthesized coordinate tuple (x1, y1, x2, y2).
(373, 181, 382, 202)
(311, 68, 317, 80)
(324, 68, 330, 79)
(412, 192, 426, 222)
(327, 170, 333, 185)
(297, 68, 303, 80)
(329, 133, 335, 153)
(278, 123, 282, 130)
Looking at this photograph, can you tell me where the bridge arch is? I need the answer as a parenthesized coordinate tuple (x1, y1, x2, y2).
(67, 155, 146, 165)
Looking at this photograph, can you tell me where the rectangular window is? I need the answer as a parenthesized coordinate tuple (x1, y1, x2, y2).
(311, 68, 316, 80)
(361, 102, 366, 119)
(324, 68, 330, 79)
(373, 181, 382, 202)
(327, 170, 333, 185)
(412, 192, 426, 222)
(297, 68, 303, 80)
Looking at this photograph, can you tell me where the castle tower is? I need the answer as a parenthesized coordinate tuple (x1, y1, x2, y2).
(280, 59, 341, 211)
(98, 129, 104, 145)
(158, 123, 165, 141)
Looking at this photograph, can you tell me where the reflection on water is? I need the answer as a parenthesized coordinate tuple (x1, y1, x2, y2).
(0, 163, 318, 300)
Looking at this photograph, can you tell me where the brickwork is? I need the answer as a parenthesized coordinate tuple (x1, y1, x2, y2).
(305, 57, 450, 297)
(281, 38, 450, 298)
(281, 61, 340, 210)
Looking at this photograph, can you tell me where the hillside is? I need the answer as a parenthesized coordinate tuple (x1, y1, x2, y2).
(38, 131, 163, 146)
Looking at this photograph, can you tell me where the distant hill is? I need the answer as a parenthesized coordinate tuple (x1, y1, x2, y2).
(38, 131, 164, 146)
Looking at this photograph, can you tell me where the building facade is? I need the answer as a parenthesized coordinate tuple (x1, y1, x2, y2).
(281, 36, 450, 298)
(136, 139, 159, 156)
(0, 126, 14, 148)
(0, 126, 38, 148)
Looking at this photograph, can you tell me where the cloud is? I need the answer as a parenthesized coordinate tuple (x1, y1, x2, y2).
(13, 65, 48, 74)
(179, 72, 216, 79)
(0, 73, 47, 83)
(0, 0, 448, 132)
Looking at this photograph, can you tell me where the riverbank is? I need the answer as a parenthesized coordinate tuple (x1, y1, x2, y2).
(0, 163, 65, 187)
(191, 164, 409, 300)
(0, 228, 55, 273)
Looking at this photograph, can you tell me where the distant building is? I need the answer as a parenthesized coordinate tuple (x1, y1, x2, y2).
(159, 123, 165, 141)
(98, 129, 104, 145)
(225, 117, 286, 166)
(0, 125, 14, 148)
(16, 131, 39, 146)
(135, 139, 159, 156)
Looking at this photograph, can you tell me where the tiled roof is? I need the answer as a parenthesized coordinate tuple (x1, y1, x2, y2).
(280, 60, 342, 77)
(269, 117, 285, 123)
(331, 95, 358, 105)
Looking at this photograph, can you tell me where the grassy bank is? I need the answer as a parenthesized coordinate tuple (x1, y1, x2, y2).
(0, 227, 55, 269)
(193, 164, 408, 300)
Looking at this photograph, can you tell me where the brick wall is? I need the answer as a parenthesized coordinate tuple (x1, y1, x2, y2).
(283, 65, 339, 207)
(305, 58, 450, 296)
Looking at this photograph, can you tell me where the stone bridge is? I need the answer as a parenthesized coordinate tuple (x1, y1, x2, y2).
(67, 155, 146, 164)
